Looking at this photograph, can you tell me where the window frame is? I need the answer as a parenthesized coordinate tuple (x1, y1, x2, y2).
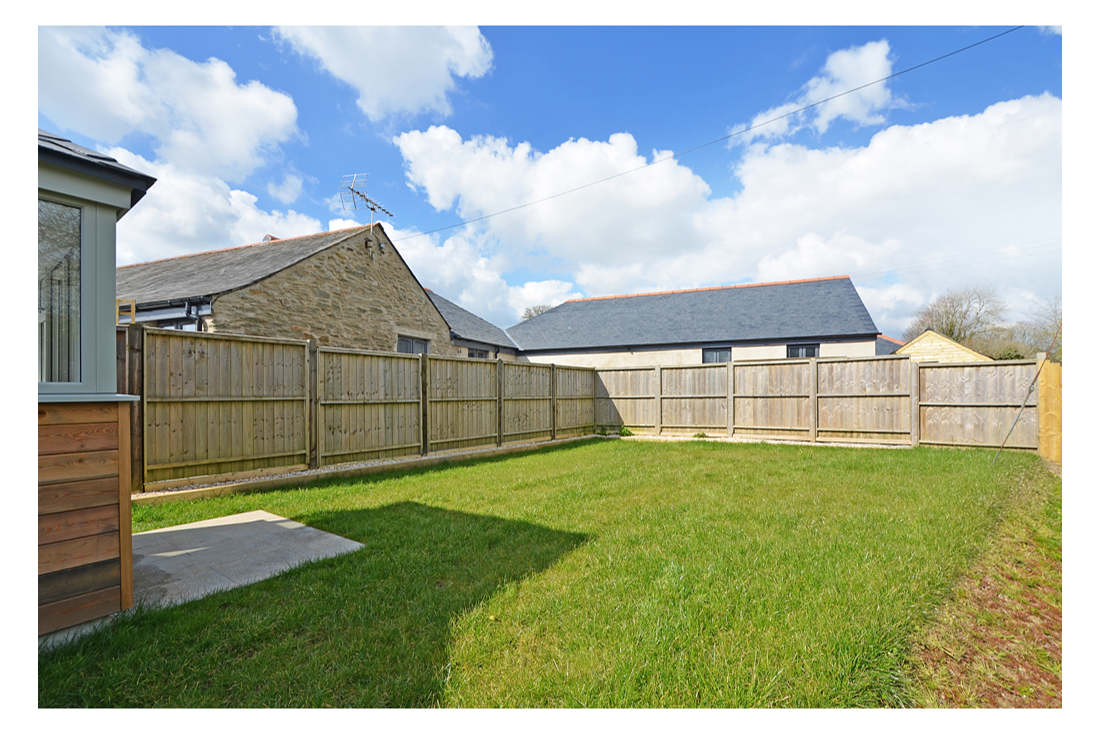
(467, 348, 490, 359)
(786, 343, 820, 358)
(37, 189, 116, 397)
(396, 335, 430, 355)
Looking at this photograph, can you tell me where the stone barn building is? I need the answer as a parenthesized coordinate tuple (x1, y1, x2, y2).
(116, 223, 464, 356)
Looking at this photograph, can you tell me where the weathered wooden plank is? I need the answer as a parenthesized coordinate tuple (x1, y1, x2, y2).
(39, 532, 120, 575)
(39, 476, 119, 514)
(39, 585, 121, 635)
(39, 450, 119, 485)
(39, 421, 118, 456)
(39, 505, 119, 545)
(38, 402, 116, 426)
(38, 559, 120, 606)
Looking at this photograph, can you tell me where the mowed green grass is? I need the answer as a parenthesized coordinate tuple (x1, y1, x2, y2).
(38, 439, 1058, 707)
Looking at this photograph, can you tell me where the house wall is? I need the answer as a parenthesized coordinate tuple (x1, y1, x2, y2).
(897, 332, 992, 363)
(208, 230, 462, 355)
(520, 338, 877, 368)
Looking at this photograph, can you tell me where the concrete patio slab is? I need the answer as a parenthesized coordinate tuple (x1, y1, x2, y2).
(132, 510, 363, 607)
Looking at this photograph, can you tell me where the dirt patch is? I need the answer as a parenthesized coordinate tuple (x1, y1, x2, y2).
(909, 463, 1062, 707)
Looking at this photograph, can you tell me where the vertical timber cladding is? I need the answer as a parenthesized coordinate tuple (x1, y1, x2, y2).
(555, 366, 596, 436)
(502, 362, 553, 443)
(814, 356, 912, 444)
(919, 359, 1040, 449)
(596, 367, 658, 430)
(143, 328, 310, 484)
(39, 402, 133, 635)
(317, 347, 422, 465)
(658, 364, 728, 435)
(427, 356, 499, 451)
(733, 359, 813, 440)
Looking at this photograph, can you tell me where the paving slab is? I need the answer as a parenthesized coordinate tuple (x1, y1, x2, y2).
(132, 510, 363, 607)
(40, 510, 362, 650)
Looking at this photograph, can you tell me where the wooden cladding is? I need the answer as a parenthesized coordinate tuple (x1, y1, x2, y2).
(38, 401, 132, 635)
(596, 355, 1060, 455)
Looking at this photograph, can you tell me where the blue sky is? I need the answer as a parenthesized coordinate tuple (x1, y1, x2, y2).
(38, 25, 1062, 333)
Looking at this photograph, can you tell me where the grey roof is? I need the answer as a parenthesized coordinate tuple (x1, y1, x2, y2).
(117, 227, 369, 304)
(39, 129, 156, 208)
(876, 336, 903, 355)
(507, 276, 879, 351)
(427, 291, 518, 349)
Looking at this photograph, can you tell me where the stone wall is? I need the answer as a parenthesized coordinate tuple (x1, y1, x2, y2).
(209, 228, 462, 355)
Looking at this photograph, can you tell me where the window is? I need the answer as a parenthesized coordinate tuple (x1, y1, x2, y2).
(787, 343, 819, 358)
(38, 200, 82, 382)
(396, 336, 429, 354)
(468, 348, 489, 359)
(702, 347, 731, 363)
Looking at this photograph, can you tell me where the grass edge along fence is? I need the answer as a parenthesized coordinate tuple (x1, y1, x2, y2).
(595, 354, 1060, 459)
(120, 327, 597, 491)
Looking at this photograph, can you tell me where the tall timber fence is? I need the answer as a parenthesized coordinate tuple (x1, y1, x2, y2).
(117, 327, 598, 490)
(117, 327, 1061, 492)
(596, 354, 1061, 460)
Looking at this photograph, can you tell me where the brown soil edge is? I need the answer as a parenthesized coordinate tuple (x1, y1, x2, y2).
(905, 458, 1062, 707)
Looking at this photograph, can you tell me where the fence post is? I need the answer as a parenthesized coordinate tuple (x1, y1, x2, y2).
(910, 358, 920, 447)
(420, 354, 430, 455)
(496, 359, 504, 447)
(307, 340, 319, 469)
(590, 367, 598, 434)
(654, 366, 662, 435)
(809, 358, 818, 443)
(126, 324, 144, 493)
(550, 364, 557, 440)
(1037, 353, 1061, 463)
(727, 361, 735, 437)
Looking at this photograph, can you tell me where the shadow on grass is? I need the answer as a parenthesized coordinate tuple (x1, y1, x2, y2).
(39, 502, 588, 707)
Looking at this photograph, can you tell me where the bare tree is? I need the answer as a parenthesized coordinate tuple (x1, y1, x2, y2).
(903, 287, 1007, 345)
(522, 304, 552, 320)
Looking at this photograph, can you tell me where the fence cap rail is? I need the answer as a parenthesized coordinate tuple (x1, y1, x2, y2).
(919, 359, 1039, 367)
(142, 326, 310, 347)
(316, 345, 422, 359)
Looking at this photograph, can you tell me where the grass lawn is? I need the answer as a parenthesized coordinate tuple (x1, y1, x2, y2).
(38, 439, 1060, 707)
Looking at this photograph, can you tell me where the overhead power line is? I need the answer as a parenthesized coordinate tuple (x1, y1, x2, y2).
(392, 26, 1025, 245)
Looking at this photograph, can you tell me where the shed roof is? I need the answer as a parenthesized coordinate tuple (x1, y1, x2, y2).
(116, 226, 371, 305)
(426, 291, 518, 349)
(38, 130, 156, 208)
(506, 275, 879, 351)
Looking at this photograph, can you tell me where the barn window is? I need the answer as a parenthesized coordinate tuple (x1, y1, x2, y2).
(397, 335, 429, 354)
(468, 348, 489, 359)
(787, 343, 819, 358)
(702, 347, 731, 363)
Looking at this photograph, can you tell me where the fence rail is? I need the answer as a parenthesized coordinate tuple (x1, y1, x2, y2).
(118, 327, 1062, 491)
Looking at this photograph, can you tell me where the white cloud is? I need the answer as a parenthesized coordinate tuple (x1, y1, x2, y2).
(327, 218, 363, 231)
(275, 26, 492, 120)
(267, 174, 304, 204)
(393, 94, 1061, 335)
(109, 148, 323, 265)
(39, 27, 299, 181)
(736, 40, 896, 145)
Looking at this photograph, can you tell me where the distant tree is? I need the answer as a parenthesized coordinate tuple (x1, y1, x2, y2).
(903, 287, 1007, 346)
(1016, 297, 1063, 361)
(522, 304, 552, 320)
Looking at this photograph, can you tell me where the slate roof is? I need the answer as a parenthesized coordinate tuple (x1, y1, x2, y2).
(506, 276, 879, 351)
(876, 335, 905, 355)
(116, 226, 371, 305)
(427, 291, 518, 349)
(39, 129, 156, 208)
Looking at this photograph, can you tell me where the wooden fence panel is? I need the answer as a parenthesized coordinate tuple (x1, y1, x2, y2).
(142, 329, 309, 484)
(1039, 361, 1061, 463)
(596, 368, 657, 429)
(427, 356, 498, 451)
(733, 361, 812, 439)
(317, 348, 422, 465)
(502, 362, 553, 443)
(556, 366, 595, 436)
(919, 360, 1039, 448)
(660, 365, 727, 433)
(816, 356, 911, 444)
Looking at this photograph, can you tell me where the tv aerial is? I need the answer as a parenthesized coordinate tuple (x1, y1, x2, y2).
(339, 173, 394, 254)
